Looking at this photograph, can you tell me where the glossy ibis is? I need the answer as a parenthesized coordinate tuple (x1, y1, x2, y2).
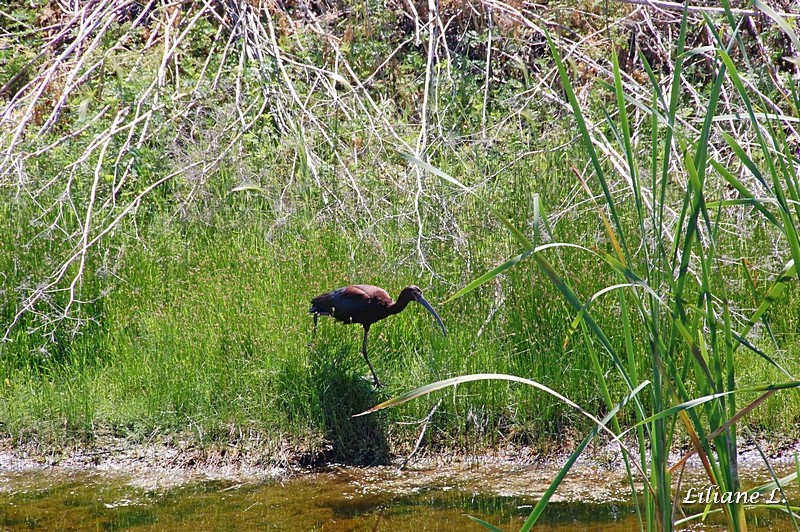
(309, 285, 447, 387)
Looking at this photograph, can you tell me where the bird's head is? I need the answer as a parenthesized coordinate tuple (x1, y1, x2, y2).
(403, 285, 422, 298)
(401, 285, 447, 336)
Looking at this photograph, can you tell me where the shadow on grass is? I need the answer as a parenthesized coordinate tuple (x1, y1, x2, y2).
(303, 344, 391, 466)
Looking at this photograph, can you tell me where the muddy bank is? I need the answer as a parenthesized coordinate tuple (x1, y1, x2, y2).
(0, 437, 289, 490)
(2, 435, 798, 494)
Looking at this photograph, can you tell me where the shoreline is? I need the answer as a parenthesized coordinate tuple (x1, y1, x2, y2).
(2, 436, 798, 493)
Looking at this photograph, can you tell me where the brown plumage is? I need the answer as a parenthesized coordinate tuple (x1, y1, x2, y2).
(309, 285, 447, 387)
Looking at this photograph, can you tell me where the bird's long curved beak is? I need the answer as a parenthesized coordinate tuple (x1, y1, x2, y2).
(415, 295, 447, 336)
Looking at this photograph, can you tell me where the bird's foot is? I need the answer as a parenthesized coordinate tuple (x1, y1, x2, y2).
(361, 375, 384, 389)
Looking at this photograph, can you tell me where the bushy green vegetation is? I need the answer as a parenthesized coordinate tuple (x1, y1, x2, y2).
(1, 0, 799, 491)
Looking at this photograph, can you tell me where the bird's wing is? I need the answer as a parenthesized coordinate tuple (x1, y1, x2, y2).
(350, 285, 390, 301)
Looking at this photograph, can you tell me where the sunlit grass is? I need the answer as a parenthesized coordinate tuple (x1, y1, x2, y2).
(0, 159, 632, 460)
(3, 128, 800, 468)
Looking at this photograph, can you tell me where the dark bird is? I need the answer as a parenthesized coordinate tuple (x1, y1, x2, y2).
(309, 285, 447, 387)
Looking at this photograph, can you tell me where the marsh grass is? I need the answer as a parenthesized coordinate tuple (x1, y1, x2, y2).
(0, 168, 634, 462)
(2, 129, 799, 470)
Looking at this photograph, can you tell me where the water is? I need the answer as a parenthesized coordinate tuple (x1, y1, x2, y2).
(1, 457, 797, 530)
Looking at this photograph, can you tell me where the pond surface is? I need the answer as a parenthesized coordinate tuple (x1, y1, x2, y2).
(1, 455, 797, 530)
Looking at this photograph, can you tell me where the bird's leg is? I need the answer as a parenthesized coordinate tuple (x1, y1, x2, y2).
(361, 324, 383, 388)
(313, 313, 318, 336)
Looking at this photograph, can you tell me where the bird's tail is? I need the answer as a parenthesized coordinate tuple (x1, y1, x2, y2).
(309, 294, 333, 315)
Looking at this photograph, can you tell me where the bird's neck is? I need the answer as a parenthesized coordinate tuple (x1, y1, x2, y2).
(388, 293, 414, 315)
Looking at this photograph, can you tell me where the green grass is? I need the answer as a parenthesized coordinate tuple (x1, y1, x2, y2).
(2, 153, 799, 464)
(0, 153, 637, 460)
